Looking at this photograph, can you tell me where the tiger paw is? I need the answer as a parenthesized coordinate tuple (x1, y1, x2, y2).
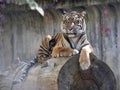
(80, 61, 91, 70)
(46, 35, 52, 40)
(72, 49, 79, 55)
(60, 49, 79, 57)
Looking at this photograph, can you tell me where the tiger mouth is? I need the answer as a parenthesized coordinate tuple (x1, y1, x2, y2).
(66, 33, 76, 35)
(66, 31, 79, 35)
(66, 33, 79, 37)
(66, 33, 73, 34)
(66, 31, 85, 36)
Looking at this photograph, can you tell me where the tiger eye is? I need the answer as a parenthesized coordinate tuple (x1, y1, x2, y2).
(74, 20, 79, 24)
(63, 20, 67, 24)
(67, 21, 69, 23)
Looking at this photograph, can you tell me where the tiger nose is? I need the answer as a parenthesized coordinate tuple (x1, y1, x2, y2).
(73, 30, 77, 35)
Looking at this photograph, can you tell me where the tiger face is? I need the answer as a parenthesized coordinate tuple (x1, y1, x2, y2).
(62, 11, 86, 37)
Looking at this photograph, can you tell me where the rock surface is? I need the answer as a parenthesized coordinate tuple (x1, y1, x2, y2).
(0, 54, 116, 90)
(58, 54, 116, 90)
(0, 57, 71, 90)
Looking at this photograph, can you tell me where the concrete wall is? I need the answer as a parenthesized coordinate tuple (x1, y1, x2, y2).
(0, 3, 120, 90)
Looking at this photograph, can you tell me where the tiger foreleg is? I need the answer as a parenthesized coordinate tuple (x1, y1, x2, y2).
(79, 45, 94, 70)
(52, 47, 79, 57)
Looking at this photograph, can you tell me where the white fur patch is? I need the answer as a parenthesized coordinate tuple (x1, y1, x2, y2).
(46, 35, 52, 40)
(73, 49, 79, 55)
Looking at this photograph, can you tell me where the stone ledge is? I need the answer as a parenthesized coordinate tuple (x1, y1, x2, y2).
(0, 54, 116, 90)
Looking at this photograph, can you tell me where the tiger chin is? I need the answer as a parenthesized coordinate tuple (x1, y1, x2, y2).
(38, 11, 94, 70)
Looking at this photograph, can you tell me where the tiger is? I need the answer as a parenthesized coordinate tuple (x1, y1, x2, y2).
(38, 11, 94, 70)
(12, 11, 94, 86)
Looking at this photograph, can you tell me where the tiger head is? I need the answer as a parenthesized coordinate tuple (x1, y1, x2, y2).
(62, 11, 86, 37)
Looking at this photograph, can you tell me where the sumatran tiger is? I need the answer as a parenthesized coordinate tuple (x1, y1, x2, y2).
(12, 11, 94, 85)
(38, 11, 94, 70)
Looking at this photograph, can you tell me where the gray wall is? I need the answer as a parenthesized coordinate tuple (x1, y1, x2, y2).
(0, 3, 120, 90)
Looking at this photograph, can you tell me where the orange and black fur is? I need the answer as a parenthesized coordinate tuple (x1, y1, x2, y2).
(38, 11, 94, 70)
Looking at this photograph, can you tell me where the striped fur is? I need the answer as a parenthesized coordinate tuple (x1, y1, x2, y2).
(37, 11, 93, 65)
(37, 35, 56, 63)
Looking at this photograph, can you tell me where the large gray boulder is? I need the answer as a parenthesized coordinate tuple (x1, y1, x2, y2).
(58, 54, 116, 90)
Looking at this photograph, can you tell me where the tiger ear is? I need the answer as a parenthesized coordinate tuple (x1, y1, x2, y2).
(81, 11, 86, 17)
(59, 9, 67, 14)
(59, 9, 68, 20)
